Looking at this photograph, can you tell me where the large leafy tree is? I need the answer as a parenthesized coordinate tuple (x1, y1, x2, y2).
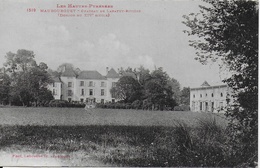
(136, 66, 151, 86)
(110, 76, 142, 103)
(180, 87, 190, 106)
(168, 78, 182, 105)
(0, 69, 11, 105)
(114, 67, 179, 109)
(144, 68, 176, 110)
(183, 0, 258, 166)
(28, 62, 53, 106)
(4, 49, 53, 106)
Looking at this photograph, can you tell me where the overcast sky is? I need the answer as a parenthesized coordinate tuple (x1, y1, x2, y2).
(0, 0, 228, 87)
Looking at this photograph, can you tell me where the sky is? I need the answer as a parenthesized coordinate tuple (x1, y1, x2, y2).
(0, 0, 228, 88)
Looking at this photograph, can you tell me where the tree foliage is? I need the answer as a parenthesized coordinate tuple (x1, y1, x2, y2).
(3, 49, 54, 106)
(183, 0, 258, 166)
(112, 66, 178, 110)
(168, 78, 182, 105)
(110, 76, 141, 103)
(180, 87, 190, 106)
(144, 68, 176, 110)
(0, 69, 11, 105)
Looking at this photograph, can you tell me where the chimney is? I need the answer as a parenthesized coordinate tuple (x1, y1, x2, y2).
(106, 67, 109, 74)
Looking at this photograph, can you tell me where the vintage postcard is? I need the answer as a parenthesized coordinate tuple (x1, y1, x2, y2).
(0, 0, 258, 167)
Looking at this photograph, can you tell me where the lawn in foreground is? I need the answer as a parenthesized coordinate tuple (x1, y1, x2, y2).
(0, 107, 232, 166)
(0, 123, 231, 167)
(0, 107, 227, 126)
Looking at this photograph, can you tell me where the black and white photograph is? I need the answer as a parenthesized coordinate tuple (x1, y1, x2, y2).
(0, 0, 258, 167)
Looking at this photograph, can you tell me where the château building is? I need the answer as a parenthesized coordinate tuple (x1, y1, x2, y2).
(48, 67, 120, 104)
(190, 81, 232, 113)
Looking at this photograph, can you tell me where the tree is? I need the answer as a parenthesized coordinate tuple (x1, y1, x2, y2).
(4, 49, 53, 106)
(136, 66, 152, 86)
(180, 87, 190, 106)
(114, 67, 178, 110)
(144, 68, 176, 110)
(168, 78, 182, 105)
(110, 76, 142, 103)
(183, 0, 258, 166)
(4, 50, 36, 77)
(0, 68, 11, 105)
(37, 87, 54, 106)
(28, 63, 53, 106)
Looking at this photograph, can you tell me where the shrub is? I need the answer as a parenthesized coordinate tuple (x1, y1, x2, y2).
(125, 104, 132, 109)
(120, 104, 126, 109)
(174, 106, 182, 111)
(131, 100, 141, 109)
(173, 105, 190, 111)
(115, 103, 121, 109)
(180, 105, 190, 111)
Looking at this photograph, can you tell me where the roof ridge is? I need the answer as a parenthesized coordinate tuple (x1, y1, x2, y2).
(77, 70, 106, 80)
(106, 68, 119, 78)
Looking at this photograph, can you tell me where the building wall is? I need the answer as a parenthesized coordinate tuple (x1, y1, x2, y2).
(190, 85, 231, 113)
(74, 79, 108, 103)
(47, 82, 62, 100)
(49, 76, 119, 103)
(60, 76, 77, 102)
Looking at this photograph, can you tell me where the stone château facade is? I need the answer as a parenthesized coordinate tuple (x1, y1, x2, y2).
(48, 67, 120, 104)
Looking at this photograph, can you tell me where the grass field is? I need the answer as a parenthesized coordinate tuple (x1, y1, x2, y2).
(0, 107, 232, 167)
(0, 107, 227, 126)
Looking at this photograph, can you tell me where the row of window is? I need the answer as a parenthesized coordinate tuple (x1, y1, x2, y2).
(69, 81, 100, 87)
(52, 81, 116, 87)
(193, 92, 223, 98)
(79, 81, 106, 87)
(67, 89, 106, 96)
(53, 89, 106, 96)
(53, 81, 116, 88)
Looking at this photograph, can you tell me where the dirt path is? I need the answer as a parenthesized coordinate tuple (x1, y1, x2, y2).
(0, 149, 109, 166)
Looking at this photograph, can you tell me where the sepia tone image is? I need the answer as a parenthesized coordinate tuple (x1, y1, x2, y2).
(0, 0, 258, 167)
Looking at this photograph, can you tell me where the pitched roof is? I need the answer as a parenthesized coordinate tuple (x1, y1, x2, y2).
(106, 68, 120, 78)
(201, 81, 211, 87)
(78, 71, 106, 80)
(61, 68, 76, 77)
